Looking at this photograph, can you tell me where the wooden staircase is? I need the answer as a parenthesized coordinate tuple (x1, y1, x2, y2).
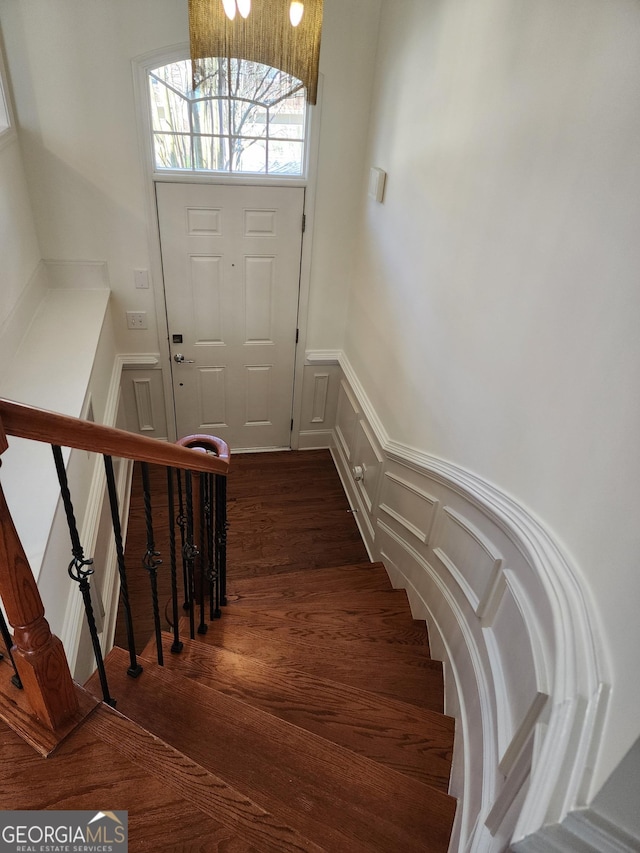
(0, 440, 456, 851)
(82, 560, 457, 851)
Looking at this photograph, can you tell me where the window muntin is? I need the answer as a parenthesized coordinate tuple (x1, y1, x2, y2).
(149, 58, 306, 176)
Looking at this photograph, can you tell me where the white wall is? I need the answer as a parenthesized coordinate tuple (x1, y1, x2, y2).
(0, 0, 379, 356)
(0, 0, 179, 353)
(344, 0, 640, 797)
(0, 138, 40, 323)
(305, 0, 381, 349)
(0, 21, 41, 338)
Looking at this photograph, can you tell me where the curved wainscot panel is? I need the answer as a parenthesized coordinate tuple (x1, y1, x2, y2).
(331, 359, 606, 853)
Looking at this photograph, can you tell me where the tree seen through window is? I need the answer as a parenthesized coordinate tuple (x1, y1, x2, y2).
(149, 57, 306, 175)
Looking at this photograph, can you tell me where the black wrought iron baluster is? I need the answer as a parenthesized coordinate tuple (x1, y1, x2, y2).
(197, 473, 207, 635)
(141, 463, 163, 666)
(205, 473, 213, 622)
(206, 472, 220, 621)
(215, 473, 228, 606)
(52, 444, 115, 707)
(176, 470, 190, 613)
(183, 471, 198, 640)
(103, 455, 142, 678)
(166, 467, 183, 654)
(0, 608, 22, 689)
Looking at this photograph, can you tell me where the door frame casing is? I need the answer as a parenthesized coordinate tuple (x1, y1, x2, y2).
(132, 44, 323, 445)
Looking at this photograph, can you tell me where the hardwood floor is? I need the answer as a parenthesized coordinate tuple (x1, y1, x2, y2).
(2, 449, 456, 851)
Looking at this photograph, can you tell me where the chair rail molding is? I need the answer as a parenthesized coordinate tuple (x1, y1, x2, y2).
(326, 350, 609, 852)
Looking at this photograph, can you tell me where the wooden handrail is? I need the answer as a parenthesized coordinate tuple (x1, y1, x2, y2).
(0, 397, 230, 749)
(0, 399, 230, 475)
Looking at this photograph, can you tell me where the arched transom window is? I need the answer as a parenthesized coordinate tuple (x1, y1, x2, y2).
(149, 57, 307, 176)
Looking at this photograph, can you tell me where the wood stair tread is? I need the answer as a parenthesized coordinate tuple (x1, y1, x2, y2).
(180, 619, 444, 710)
(226, 586, 415, 613)
(193, 611, 430, 652)
(0, 706, 279, 852)
(97, 647, 456, 853)
(226, 548, 376, 580)
(140, 633, 453, 790)
(227, 562, 393, 597)
(91, 704, 325, 852)
(202, 602, 430, 649)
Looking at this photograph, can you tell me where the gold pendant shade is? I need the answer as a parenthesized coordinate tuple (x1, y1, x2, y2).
(188, 0, 323, 104)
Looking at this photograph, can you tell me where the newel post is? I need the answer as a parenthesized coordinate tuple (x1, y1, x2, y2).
(0, 418, 79, 731)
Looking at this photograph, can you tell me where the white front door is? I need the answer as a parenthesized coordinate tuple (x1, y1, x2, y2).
(157, 183, 304, 450)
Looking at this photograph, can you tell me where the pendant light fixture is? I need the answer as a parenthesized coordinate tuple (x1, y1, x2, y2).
(191, 0, 323, 104)
(222, 0, 302, 25)
(289, 1, 304, 26)
(221, 0, 236, 20)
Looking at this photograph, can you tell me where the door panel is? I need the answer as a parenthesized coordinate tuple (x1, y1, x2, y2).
(157, 183, 304, 450)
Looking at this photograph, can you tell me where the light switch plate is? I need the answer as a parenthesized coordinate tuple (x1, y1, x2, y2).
(368, 167, 387, 203)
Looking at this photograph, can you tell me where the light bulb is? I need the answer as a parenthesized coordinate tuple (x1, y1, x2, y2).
(237, 0, 251, 17)
(289, 1, 304, 26)
(222, 0, 236, 20)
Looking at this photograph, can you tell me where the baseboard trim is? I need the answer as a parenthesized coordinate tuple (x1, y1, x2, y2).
(297, 428, 334, 450)
(564, 810, 640, 852)
(513, 808, 640, 853)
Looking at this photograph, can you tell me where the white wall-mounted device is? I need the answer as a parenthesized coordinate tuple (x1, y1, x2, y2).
(368, 167, 387, 203)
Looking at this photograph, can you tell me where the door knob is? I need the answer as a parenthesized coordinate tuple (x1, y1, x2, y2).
(173, 353, 195, 363)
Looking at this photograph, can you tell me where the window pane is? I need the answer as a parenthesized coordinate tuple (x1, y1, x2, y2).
(192, 57, 228, 99)
(153, 133, 192, 170)
(192, 98, 229, 136)
(152, 62, 193, 99)
(268, 102, 305, 140)
(234, 138, 267, 173)
(193, 135, 229, 171)
(268, 140, 303, 175)
(149, 78, 190, 135)
(228, 59, 287, 104)
(231, 99, 267, 137)
(149, 58, 307, 176)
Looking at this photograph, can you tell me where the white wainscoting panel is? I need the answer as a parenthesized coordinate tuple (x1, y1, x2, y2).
(311, 373, 330, 423)
(326, 355, 607, 853)
(484, 571, 548, 767)
(335, 379, 360, 462)
(296, 363, 341, 449)
(331, 380, 386, 554)
(432, 506, 503, 616)
(132, 378, 155, 431)
(379, 469, 439, 547)
(120, 355, 168, 440)
(352, 419, 383, 516)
